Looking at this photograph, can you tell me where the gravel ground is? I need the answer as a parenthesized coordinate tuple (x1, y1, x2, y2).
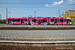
(0, 45, 75, 50)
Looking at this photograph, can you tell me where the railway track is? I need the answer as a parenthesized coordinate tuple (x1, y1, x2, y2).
(0, 27, 75, 30)
(0, 43, 75, 50)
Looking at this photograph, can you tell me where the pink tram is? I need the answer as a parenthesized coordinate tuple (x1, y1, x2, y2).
(50, 18, 72, 25)
(6, 17, 72, 25)
(6, 18, 29, 25)
(30, 17, 48, 25)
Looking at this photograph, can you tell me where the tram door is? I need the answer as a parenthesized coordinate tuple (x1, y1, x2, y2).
(21, 19, 24, 24)
(67, 20, 70, 24)
(55, 19, 57, 24)
(8, 19, 11, 24)
(38, 19, 41, 25)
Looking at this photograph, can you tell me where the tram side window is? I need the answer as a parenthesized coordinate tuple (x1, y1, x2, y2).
(25, 19, 27, 21)
(59, 19, 66, 22)
(63, 20, 66, 22)
(51, 19, 54, 22)
(55, 19, 57, 22)
(60, 19, 63, 22)
(12, 19, 20, 21)
(8, 19, 11, 21)
(43, 19, 47, 22)
(32, 19, 36, 22)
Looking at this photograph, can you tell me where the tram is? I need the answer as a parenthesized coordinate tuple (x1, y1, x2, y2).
(6, 17, 72, 25)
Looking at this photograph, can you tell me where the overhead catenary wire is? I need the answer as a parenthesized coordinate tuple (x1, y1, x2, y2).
(0, 3, 75, 5)
(0, 7, 75, 9)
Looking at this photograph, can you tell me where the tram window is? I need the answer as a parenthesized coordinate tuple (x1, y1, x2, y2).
(67, 20, 69, 22)
(63, 20, 66, 22)
(8, 19, 11, 21)
(58, 19, 60, 22)
(60, 19, 66, 22)
(25, 19, 27, 21)
(60, 19, 63, 22)
(55, 19, 57, 22)
(51, 19, 54, 22)
(32, 19, 36, 22)
(43, 19, 47, 22)
(12, 19, 20, 21)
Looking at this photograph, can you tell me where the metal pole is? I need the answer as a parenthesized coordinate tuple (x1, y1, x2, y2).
(63, 12, 65, 25)
(63, 9, 65, 25)
(59, 9, 60, 18)
(6, 8, 8, 19)
(59, 9, 60, 24)
(34, 11, 36, 17)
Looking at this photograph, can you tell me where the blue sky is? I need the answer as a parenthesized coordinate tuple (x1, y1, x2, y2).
(0, 0, 75, 19)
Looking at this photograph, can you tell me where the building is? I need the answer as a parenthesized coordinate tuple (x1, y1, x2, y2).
(62, 10, 75, 19)
(62, 10, 75, 24)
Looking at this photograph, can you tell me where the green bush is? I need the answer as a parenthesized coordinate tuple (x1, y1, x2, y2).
(0, 19, 6, 23)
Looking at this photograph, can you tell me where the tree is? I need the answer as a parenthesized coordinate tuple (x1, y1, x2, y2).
(0, 19, 6, 23)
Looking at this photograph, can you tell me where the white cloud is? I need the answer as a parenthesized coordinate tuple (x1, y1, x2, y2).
(68, 0, 73, 1)
(45, 0, 64, 7)
(45, 0, 75, 7)
(52, 0, 63, 6)
(68, 0, 75, 4)
(45, 4, 51, 7)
